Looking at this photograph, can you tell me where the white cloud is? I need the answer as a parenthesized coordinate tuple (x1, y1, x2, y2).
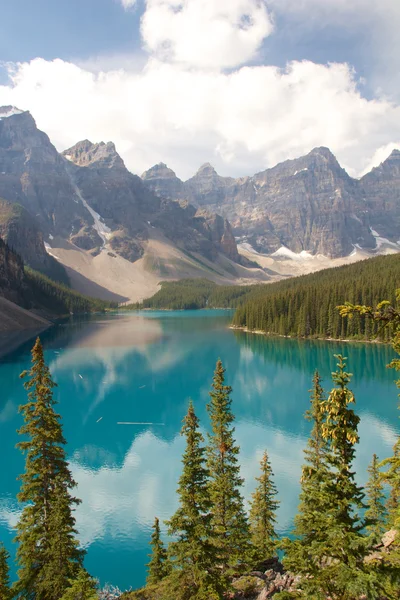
(269, 0, 400, 102)
(120, 0, 137, 9)
(1, 56, 400, 178)
(141, 0, 274, 69)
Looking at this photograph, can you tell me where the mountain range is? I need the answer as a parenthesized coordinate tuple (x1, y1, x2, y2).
(142, 149, 400, 258)
(0, 105, 399, 304)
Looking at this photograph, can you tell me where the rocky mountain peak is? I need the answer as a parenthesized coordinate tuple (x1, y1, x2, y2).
(195, 162, 218, 177)
(307, 146, 340, 167)
(142, 162, 180, 181)
(0, 106, 26, 119)
(62, 140, 125, 170)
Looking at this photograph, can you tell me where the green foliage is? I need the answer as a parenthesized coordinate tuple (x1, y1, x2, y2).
(14, 338, 85, 600)
(381, 439, 400, 528)
(233, 253, 400, 340)
(24, 267, 117, 314)
(0, 542, 11, 600)
(281, 372, 332, 591)
(282, 360, 383, 600)
(59, 568, 98, 600)
(146, 518, 169, 586)
(125, 279, 257, 310)
(365, 454, 387, 546)
(206, 360, 251, 575)
(249, 451, 279, 566)
(165, 401, 221, 599)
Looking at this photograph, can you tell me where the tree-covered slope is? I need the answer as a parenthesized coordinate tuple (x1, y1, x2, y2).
(0, 236, 116, 329)
(130, 278, 260, 310)
(232, 254, 400, 340)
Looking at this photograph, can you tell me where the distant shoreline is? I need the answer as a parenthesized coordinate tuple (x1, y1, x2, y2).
(229, 325, 387, 345)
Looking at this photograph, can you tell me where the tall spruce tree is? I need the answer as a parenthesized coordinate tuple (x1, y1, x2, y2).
(146, 518, 169, 586)
(249, 451, 279, 566)
(0, 542, 11, 600)
(166, 401, 222, 599)
(280, 372, 332, 589)
(14, 338, 85, 600)
(279, 361, 382, 600)
(206, 360, 250, 574)
(381, 438, 400, 528)
(316, 355, 378, 599)
(365, 454, 387, 546)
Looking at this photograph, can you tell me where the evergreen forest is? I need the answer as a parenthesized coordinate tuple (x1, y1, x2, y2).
(130, 254, 400, 342)
(2, 290, 400, 599)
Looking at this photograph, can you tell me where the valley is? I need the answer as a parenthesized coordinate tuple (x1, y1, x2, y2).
(0, 106, 399, 317)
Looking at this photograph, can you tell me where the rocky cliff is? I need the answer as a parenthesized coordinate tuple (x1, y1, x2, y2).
(0, 108, 246, 301)
(0, 198, 68, 282)
(143, 148, 400, 258)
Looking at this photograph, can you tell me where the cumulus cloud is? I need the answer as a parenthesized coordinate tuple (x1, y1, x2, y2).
(269, 0, 400, 102)
(119, 0, 137, 9)
(1, 56, 400, 178)
(141, 0, 273, 69)
(0, 0, 400, 178)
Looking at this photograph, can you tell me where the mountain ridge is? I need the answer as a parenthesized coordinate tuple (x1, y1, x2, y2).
(0, 108, 265, 303)
(142, 146, 400, 258)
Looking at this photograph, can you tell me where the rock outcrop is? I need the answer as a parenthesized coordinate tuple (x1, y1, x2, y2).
(143, 148, 400, 258)
(0, 108, 242, 283)
(0, 198, 68, 282)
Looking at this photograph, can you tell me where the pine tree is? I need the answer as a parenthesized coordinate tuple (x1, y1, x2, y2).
(365, 454, 387, 546)
(280, 362, 382, 600)
(0, 543, 11, 600)
(315, 355, 377, 599)
(381, 438, 400, 528)
(146, 518, 168, 586)
(59, 569, 98, 600)
(166, 401, 222, 599)
(280, 372, 332, 587)
(248, 451, 279, 566)
(206, 360, 250, 574)
(14, 338, 85, 600)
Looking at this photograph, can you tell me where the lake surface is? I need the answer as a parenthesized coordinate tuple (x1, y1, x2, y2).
(0, 310, 399, 591)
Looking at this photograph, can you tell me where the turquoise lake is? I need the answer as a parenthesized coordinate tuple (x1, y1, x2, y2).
(0, 309, 399, 591)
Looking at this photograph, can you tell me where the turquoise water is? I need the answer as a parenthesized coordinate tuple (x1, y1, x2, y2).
(0, 310, 399, 591)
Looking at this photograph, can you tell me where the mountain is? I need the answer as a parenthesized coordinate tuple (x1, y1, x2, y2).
(360, 149, 400, 239)
(142, 148, 400, 258)
(0, 198, 68, 283)
(0, 108, 263, 303)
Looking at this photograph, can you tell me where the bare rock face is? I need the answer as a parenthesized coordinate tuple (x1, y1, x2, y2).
(0, 109, 241, 276)
(141, 163, 184, 199)
(361, 150, 400, 239)
(0, 110, 90, 240)
(142, 147, 400, 259)
(64, 140, 125, 170)
(0, 198, 68, 282)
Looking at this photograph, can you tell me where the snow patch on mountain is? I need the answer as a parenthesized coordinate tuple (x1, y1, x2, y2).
(271, 246, 315, 261)
(370, 228, 400, 250)
(0, 107, 24, 120)
(68, 178, 111, 249)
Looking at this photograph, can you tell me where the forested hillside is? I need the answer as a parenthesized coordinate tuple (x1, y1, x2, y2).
(134, 255, 400, 342)
(0, 236, 117, 326)
(24, 268, 117, 315)
(131, 279, 260, 310)
(232, 254, 400, 341)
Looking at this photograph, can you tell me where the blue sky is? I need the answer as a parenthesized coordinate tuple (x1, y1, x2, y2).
(0, 0, 399, 179)
(0, 0, 371, 84)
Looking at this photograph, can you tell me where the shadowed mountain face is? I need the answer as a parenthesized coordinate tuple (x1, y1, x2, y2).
(142, 148, 400, 258)
(0, 109, 241, 276)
